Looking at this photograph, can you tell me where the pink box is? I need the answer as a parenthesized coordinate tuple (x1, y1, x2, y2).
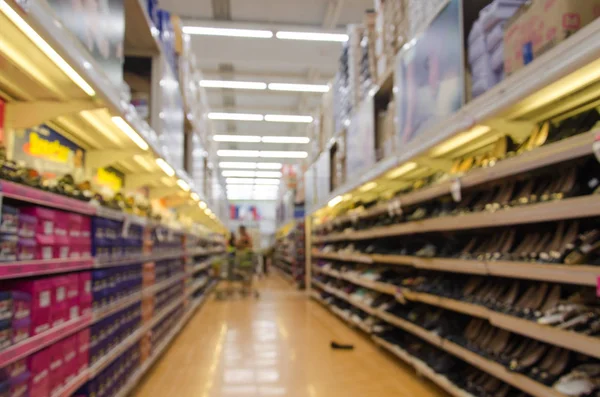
(62, 335, 78, 384)
(11, 378, 28, 397)
(67, 214, 83, 239)
(66, 274, 80, 320)
(12, 279, 52, 336)
(51, 276, 69, 328)
(81, 217, 91, 239)
(77, 329, 90, 374)
(34, 235, 55, 261)
(49, 342, 65, 396)
(28, 348, 51, 397)
(20, 207, 55, 236)
(78, 273, 92, 317)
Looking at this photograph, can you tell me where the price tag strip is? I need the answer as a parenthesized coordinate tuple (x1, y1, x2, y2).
(451, 178, 462, 203)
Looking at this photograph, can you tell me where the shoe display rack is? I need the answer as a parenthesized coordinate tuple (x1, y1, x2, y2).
(308, 13, 600, 397)
(274, 221, 306, 289)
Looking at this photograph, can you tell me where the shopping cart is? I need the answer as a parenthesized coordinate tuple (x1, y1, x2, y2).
(215, 249, 259, 299)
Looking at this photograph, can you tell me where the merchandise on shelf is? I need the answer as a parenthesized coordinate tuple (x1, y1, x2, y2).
(89, 305, 141, 365)
(92, 266, 143, 310)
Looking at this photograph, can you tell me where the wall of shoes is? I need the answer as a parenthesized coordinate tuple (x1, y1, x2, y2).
(0, 0, 228, 396)
(306, 0, 600, 396)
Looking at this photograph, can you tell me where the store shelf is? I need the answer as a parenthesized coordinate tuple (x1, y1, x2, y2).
(314, 266, 397, 296)
(0, 314, 91, 368)
(312, 281, 376, 316)
(124, 0, 161, 56)
(369, 254, 415, 267)
(0, 257, 94, 280)
(112, 284, 214, 397)
(317, 129, 598, 230)
(89, 295, 184, 378)
(412, 257, 488, 275)
(372, 336, 475, 397)
(95, 250, 187, 268)
(185, 278, 209, 297)
(485, 260, 600, 286)
(311, 250, 373, 264)
(311, 292, 372, 334)
(0, 180, 95, 215)
(314, 195, 600, 243)
(93, 292, 143, 323)
(187, 260, 212, 275)
(52, 369, 90, 397)
(143, 274, 185, 297)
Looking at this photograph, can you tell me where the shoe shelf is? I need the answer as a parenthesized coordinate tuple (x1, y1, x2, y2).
(185, 278, 209, 298)
(0, 314, 92, 368)
(311, 280, 377, 316)
(311, 251, 373, 264)
(314, 250, 600, 286)
(372, 336, 475, 397)
(315, 129, 598, 232)
(314, 195, 600, 244)
(112, 284, 215, 397)
(372, 308, 562, 397)
(310, 291, 373, 334)
(0, 257, 94, 280)
(316, 264, 600, 360)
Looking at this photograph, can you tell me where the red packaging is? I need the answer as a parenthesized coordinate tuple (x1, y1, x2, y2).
(12, 279, 52, 335)
(28, 348, 51, 397)
(77, 329, 90, 374)
(78, 272, 92, 317)
(51, 276, 69, 327)
(49, 342, 65, 395)
(62, 336, 78, 384)
(66, 274, 80, 320)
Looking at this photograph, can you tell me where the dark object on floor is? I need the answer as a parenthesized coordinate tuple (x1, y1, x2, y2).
(331, 341, 354, 350)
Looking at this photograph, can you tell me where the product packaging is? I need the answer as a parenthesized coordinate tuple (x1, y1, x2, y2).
(12, 279, 52, 335)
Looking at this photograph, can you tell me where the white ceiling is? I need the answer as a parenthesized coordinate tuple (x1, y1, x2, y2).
(159, 0, 371, 146)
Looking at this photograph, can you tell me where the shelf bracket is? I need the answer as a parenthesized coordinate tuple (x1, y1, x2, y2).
(5, 100, 99, 130)
(87, 149, 139, 170)
(148, 187, 180, 200)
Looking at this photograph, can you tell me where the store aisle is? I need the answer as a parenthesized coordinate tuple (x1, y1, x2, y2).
(132, 275, 448, 397)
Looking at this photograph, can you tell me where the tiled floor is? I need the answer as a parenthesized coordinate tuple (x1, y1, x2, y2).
(133, 275, 449, 397)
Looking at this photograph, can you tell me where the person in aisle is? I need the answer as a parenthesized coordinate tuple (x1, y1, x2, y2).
(236, 225, 252, 250)
(227, 232, 236, 254)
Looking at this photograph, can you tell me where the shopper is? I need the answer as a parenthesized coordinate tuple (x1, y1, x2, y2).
(236, 225, 252, 250)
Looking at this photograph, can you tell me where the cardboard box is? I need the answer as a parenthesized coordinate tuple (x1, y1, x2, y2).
(504, 0, 600, 74)
(77, 329, 90, 374)
(51, 276, 69, 328)
(48, 342, 65, 396)
(12, 279, 52, 336)
(28, 348, 51, 397)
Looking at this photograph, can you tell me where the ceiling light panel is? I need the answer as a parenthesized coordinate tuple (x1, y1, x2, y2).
(200, 80, 267, 90)
(219, 162, 259, 169)
(222, 170, 257, 177)
(217, 150, 260, 158)
(259, 151, 308, 159)
(255, 171, 282, 178)
(268, 83, 330, 93)
(213, 135, 261, 143)
(208, 113, 264, 121)
(264, 115, 313, 123)
(257, 163, 283, 169)
(182, 26, 273, 38)
(276, 31, 349, 42)
(226, 178, 280, 185)
(155, 158, 175, 176)
(261, 136, 310, 144)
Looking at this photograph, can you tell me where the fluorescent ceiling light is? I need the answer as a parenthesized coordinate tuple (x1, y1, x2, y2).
(208, 112, 264, 121)
(261, 136, 310, 144)
(222, 170, 256, 177)
(255, 171, 282, 178)
(199, 201, 207, 209)
(217, 150, 260, 158)
(226, 178, 280, 185)
(155, 158, 175, 177)
(213, 135, 261, 143)
(219, 162, 259, 169)
(0, 1, 96, 96)
(191, 192, 200, 201)
(328, 195, 343, 208)
(182, 26, 273, 38)
(259, 151, 308, 159)
(268, 83, 329, 93)
(386, 162, 418, 179)
(257, 163, 283, 170)
(264, 115, 313, 123)
(276, 31, 348, 42)
(177, 179, 191, 191)
(200, 80, 267, 90)
(111, 117, 149, 150)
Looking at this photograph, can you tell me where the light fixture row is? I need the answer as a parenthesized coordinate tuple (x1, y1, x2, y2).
(208, 113, 313, 123)
(213, 135, 310, 144)
(222, 170, 282, 178)
(217, 150, 308, 159)
(219, 162, 283, 170)
(200, 80, 329, 93)
(182, 27, 348, 42)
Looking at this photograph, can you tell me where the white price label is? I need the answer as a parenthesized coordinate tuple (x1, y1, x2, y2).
(451, 178, 462, 203)
(121, 217, 131, 238)
(593, 139, 600, 163)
